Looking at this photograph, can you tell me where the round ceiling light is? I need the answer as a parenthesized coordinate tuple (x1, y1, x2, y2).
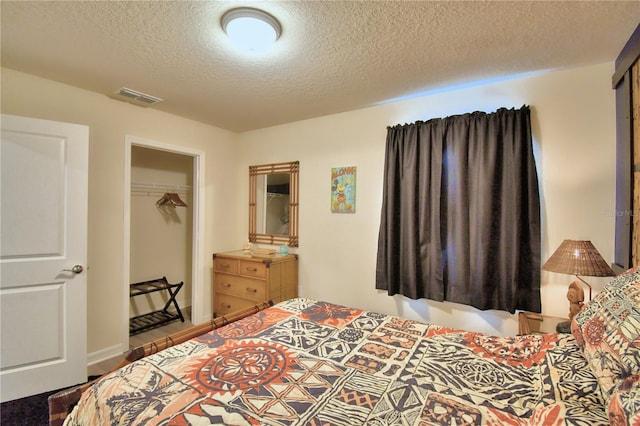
(221, 8, 282, 54)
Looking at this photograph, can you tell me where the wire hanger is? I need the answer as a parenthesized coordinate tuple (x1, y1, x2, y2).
(156, 192, 188, 207)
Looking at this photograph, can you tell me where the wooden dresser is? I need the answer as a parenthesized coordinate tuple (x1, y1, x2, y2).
(212, 250, 298, 316)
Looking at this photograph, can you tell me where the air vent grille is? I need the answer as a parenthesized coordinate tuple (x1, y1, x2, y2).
(113, 87, 163, 105)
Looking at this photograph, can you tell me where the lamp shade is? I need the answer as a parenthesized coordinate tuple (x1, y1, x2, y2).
(542, 240, 614, 277)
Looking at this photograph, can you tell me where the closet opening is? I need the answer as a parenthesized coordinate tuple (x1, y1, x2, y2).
(123, 136, 205, 351)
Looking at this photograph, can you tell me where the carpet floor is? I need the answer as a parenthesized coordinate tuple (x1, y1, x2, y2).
(0, 377, 99, 426)
(1, 388, 59, 426)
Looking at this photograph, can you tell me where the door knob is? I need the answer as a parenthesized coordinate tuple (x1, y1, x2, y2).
(63, 265, 84, 274)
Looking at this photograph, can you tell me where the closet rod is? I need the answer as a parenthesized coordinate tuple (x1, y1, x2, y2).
(131, 182, 191, 191)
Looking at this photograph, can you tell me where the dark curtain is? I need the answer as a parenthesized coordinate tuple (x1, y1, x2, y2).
(375, 106, 541, 313)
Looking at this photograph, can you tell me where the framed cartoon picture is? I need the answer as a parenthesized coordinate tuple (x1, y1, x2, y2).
(331, 166, 356, 213)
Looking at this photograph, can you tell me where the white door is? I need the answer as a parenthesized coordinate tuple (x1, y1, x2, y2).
(0, 114, 88, 402)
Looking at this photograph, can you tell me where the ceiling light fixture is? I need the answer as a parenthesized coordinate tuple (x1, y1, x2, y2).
(221, 7, 282, 53)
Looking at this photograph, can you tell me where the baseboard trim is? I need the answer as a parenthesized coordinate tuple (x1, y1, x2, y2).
(87, 344, 124, 366)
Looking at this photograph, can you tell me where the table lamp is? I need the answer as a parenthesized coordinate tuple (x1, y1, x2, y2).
(542, 240, 614, 332)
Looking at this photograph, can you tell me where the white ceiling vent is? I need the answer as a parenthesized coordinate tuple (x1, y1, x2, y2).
(112, 87, 162, 106)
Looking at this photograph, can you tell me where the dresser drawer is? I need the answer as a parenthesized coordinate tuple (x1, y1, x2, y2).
(238, 260, 266, 278)
(216, 293, 257, 316)
(214, 257, 238, 274)
(215, 274, 266, 302)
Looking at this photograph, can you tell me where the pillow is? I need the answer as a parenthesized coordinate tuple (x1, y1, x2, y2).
(570, 266, 639, 350)
(571, 269, 640, 402)
(571, 266, 640, 349)
(608, 375, 640, 426)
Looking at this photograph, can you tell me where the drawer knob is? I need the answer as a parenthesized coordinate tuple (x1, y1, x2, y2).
(221, 303, 231, 309)
(246, 267, 258, 272)
(221, 282, 231, 287)
(246, 287, 257, 293)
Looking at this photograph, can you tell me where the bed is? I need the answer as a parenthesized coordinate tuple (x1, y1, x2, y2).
(52, 269, 640, 425)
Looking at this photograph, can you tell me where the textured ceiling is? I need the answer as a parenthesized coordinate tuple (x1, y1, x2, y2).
(2, 1, 639, 132)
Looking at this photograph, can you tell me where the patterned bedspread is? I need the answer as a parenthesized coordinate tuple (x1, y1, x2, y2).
(65, 298, 608, 425)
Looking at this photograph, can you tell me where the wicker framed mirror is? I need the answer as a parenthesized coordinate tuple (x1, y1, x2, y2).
(249, 161, 299, 247)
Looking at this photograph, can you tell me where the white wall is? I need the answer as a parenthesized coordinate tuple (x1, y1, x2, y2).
(0, 61, 618, 360)
(1, 68, 241, 358)
(237, 62, 617, 336)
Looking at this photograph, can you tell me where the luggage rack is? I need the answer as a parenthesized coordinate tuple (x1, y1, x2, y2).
(129, 276, 184, 335)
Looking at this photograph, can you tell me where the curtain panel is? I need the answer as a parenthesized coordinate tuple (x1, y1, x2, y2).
(375, 106, 541, 313)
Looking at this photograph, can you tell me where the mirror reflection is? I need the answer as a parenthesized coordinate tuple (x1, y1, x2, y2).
(256, 174, 290, 235)
(249, 161, 299, 247)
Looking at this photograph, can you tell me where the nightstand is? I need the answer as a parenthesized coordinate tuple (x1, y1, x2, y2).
(518, 312, 570, 335)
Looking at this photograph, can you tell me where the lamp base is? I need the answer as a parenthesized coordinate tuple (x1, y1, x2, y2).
(556, 321, 571, 334)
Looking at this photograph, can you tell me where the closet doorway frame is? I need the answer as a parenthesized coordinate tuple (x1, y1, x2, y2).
(122, 135, 206, 350)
